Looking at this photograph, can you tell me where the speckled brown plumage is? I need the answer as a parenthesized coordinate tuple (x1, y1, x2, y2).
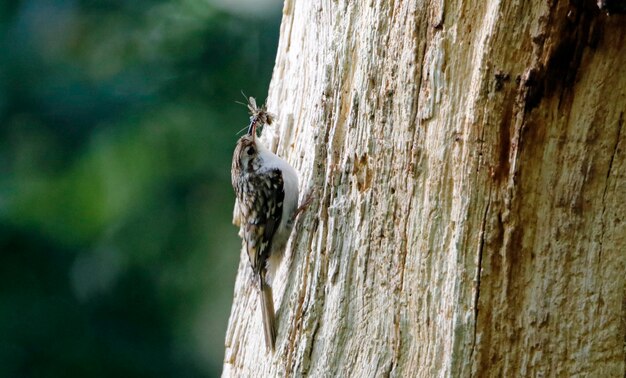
(236, 167, 284, 282)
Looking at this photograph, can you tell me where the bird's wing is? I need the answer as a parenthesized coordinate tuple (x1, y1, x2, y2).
(240, 169, 285, 278)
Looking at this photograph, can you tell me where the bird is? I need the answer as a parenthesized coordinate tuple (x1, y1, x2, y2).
(231, 99, 300, 351)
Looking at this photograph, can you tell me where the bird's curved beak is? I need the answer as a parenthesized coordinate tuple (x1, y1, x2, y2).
(247, 118, 256, 140)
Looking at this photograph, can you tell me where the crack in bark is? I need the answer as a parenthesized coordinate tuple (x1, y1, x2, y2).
(302, 317, 321, 375)
(470, 186, 492, 368)
(388, 180, 415, 376)
(598, 111, 623, 262)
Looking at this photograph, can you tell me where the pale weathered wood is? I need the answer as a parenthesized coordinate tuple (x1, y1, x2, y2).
(223, 1, 626, 376)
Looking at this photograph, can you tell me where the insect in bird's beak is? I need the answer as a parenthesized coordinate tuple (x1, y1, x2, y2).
(246, 96, 274, 140)
(248, 96, 260, 139)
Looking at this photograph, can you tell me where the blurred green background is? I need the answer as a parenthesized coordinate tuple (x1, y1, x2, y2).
(0, 0, 282, 376)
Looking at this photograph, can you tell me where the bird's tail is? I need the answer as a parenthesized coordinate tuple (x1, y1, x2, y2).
(260, 282, 276, 351)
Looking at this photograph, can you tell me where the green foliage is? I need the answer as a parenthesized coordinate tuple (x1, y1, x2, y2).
(0, 1, 281, 376)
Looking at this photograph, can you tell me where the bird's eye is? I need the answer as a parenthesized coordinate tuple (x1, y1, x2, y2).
(246, 147, 255, 156)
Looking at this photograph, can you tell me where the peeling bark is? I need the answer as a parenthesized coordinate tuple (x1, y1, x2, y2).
(223, 1, 626, 376)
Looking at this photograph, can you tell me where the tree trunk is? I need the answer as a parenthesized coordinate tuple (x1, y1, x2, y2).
(223, 1, 625, 376)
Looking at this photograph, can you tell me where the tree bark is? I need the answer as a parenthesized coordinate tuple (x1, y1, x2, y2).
(224, 1, 626, 376)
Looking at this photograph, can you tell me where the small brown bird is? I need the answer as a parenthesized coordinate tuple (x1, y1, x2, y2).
(231, 99, 299, 351)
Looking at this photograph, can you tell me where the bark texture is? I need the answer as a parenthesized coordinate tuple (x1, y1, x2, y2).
(224, 1, 626, 376)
